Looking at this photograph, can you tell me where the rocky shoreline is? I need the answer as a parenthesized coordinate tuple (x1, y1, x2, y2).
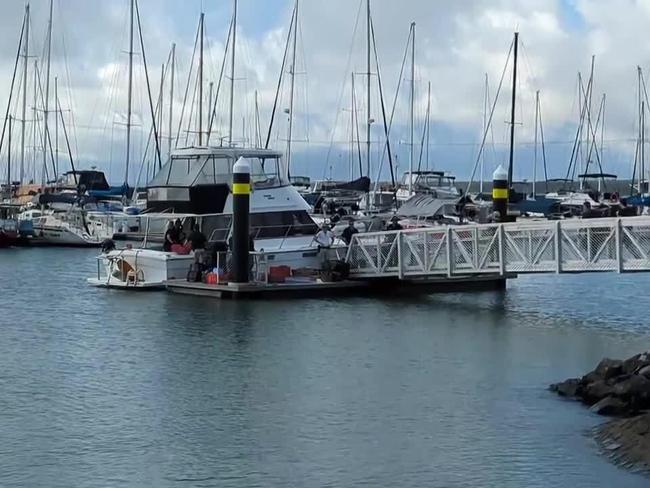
(550, 352, 650, 474)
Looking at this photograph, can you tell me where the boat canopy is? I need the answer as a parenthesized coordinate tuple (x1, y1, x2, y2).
(397, 194, 460, 218)
(148, 147, 288, 189)
(578, 173, 618, 179)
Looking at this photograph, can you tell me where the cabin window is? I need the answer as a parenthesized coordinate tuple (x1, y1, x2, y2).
(250, 210, 318, 239)
(201, 215, 232, 242)
(166, 157, 200, 185)
(250, 157, 282, 188)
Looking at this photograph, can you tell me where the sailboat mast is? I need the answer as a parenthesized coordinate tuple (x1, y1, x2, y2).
(533, 90, 539, 197)
(481, 73, 488, 194)
(168, 43, 175, 160)
(32, 59, 37, 183)
(408, 22, 415, 195)
(54, 76, 58, 175)
(42, 0, 53, 188)
(426, 81, 431, 171)
(7, 116, 12, 193)
(254, 90, 260, 148)
(125, 0, 134, 187)
(198, 12, 204, 146)
(351, 72, 355, 180)
(639, 100, 645, 193)
(158, 63, 164, 164)
(228, 0, 237, 146)
(286, 0, 298, 177)
(507, 31, 518, 192)
(366, 0, 371, 181)
(20, 4, 29, 184)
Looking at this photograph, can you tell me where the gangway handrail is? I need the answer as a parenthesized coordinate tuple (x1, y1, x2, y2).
(345, 216, 650, 279)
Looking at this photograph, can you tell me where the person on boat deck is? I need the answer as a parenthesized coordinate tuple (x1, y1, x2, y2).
(386, 216, 403, 231)
(163, 221, 176, 252)
(582, 201, 595, 219)
(341, 219, 359, 245)
(315, 224, 335, 248)
(187, 224, 207, 251)
(174, 219, 186, 242)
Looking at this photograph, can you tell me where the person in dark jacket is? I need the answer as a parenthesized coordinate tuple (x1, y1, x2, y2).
(187, 224, 207, 251)
(163, 221, 176, 252)
(174, 219, 186, 242)
(386, 216, 403, 231)
(341, 220, 359, 245)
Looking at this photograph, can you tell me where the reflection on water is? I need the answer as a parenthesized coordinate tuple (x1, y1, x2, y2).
(0, 248, 648, 487)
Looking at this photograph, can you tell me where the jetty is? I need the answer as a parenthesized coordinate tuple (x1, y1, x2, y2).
(167, 216, 650, 299)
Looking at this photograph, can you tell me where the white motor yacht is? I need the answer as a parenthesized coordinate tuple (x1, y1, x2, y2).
(88, 147, 342, 289)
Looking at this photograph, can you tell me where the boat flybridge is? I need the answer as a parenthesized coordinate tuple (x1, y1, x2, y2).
(395, 171, 461, 202)
(89, 146, 338, 288)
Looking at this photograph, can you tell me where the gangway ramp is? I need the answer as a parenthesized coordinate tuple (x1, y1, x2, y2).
(345, 217, 650, 279)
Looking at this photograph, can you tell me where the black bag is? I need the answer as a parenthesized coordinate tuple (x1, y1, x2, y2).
(186, 263, 203, 282)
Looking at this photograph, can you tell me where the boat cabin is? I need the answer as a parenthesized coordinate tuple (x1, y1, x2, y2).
(55, 170, 110, 192)
(147, 147, 289, 214)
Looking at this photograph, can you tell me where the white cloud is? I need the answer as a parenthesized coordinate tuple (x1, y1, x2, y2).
(1, 0, 650, 185)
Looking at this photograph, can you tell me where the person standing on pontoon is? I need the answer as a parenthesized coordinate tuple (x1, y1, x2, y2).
(341, 220, 359, 245)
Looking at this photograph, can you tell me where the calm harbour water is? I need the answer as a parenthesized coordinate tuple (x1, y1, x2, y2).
(0, 247, 649, 487)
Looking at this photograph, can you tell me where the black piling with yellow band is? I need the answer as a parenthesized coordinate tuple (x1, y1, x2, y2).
(492, 165, 508, 223)
(232, 158, 251, 283)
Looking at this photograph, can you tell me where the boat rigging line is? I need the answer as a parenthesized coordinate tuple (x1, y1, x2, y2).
(464, 37, 514, 197)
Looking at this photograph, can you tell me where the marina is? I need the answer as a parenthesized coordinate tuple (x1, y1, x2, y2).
(1, 0, 650, 486)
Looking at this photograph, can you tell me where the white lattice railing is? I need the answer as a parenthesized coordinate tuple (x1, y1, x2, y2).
(345, 217, 650, 278)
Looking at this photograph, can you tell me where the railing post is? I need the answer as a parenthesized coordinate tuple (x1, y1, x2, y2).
(498, 224, 506, 276)
(555, 220, 562, 274)
(376, 234, 382, 271)
(423, 229, 429, 272)
(446, 227, 453, 277)
(397, 231, 404, 280)
(473, 227, 479, 270)
(615, 218, 623, 273)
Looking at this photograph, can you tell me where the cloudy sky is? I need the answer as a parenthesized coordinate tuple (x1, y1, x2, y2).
(1, 0, 649, 187)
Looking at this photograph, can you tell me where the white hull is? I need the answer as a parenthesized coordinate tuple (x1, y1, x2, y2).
(34, 224, 103, 246)
(90, 240, 335, 290)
